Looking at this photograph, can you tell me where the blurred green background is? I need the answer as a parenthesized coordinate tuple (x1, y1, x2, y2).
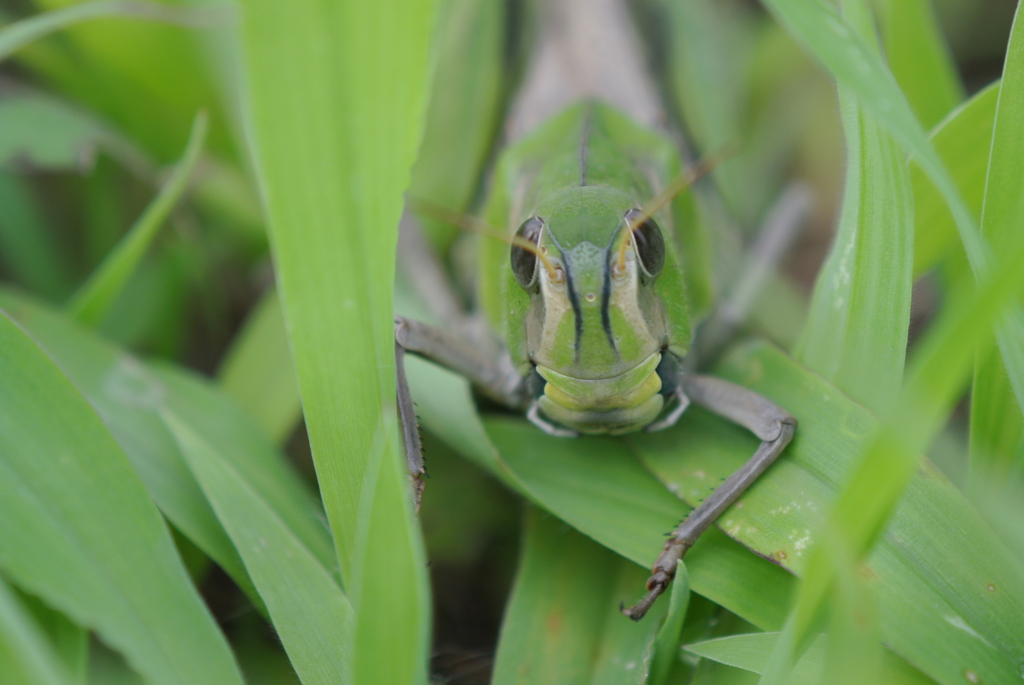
(0, 1, 1020, 683)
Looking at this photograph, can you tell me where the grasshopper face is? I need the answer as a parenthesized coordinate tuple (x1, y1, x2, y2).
(511, 186, 677, 434)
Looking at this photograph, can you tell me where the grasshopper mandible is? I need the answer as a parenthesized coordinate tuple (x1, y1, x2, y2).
(395, 0, 797, 621)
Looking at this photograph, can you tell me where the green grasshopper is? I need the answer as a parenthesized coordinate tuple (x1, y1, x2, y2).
(395, 0, 797, 621)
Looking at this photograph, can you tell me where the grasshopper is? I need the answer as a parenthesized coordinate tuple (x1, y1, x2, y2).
(395, 0, 797, 621)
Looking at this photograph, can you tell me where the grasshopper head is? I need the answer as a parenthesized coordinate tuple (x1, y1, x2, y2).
(510, 186, 679, 434)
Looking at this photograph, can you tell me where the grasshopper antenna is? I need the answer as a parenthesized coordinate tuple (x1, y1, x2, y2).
(407, 196, 560, 280)
(613, 142, 739, 272)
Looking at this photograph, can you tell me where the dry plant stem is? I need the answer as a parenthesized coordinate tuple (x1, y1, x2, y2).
(623, 374, 796, 620)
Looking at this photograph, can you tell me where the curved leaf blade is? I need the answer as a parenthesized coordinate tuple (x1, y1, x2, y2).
(237, 0, 437, 682)
(164, 411, 353, 685)
(0, 309, 243, 685)
(0, 578, 73, 685)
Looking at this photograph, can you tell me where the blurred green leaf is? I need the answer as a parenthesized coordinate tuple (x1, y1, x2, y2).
(632, 341, 1023, 685)
(18, 594, 88, 683)
(163, 411, 353, 685)
(796, 0, 911, 417)
(754, 222, 1024, 684)
(237, 0, 437, 682)
(795, 82, 912, 413)
(970, 346, 1024, 486)
(0, 577, 74, 685)
(66, 111, 206, 327)
(794, 3, 909, 676)
(911, 83, 998, 277)
(1, 289, 337, 617)
(821, 536, 882, 685)
(0, 171, 72, 300)
(761, 0, 985, 261)
(218, 287, 300, 444)
(492, 508, 667, 685)
(0, 0, 228, 63)
(650, 561, 690, 685)
(408, 0, 508, 250)
(0, 91, 149, 173)
(971, 0, 1024, 484)
(0, 308, 243, 685)
(686, 632, 933, 684)
(763, 0, 1024, 459)
(19, 0, 234, 162)
(878, 0, 964, 129)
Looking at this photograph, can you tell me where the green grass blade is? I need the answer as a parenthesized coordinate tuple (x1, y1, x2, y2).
(650, 561, 690, 685)
(0, 91, 149, 173)
(408, 0, 507, 250)
(757, 231, 1024, 685)
(970, 346, 1023, 485)
(0, 309, 243, 685)
(686, 633, 934, 684)
(763, 0, 1024, 437)
(217, 287, 301, 444)
(163, 410, 354, 685)
(878, 0, 964, 129)
(821, 538, 882, 685)
(971, 0, 1024, 484)
(759, 0, 985, 272)
(2, 289, 337, 615)
(796, 0, 912, 415)
(66, 111, 206, 327)
(19, 597, 88, 683)
(0, 577, 73, 685)
(0, 0, 229, 63)
(911, 83, 998, 277)
(0, 171, 72, 300)
(795, 86, 912, 413)
(492, 508, 667, 685)
(237, 1, 437, 682)
(631, 341, 1023, 685)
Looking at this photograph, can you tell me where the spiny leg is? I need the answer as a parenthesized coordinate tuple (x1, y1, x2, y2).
(623, 374, 795, 620)
(394, 316, 527, 508)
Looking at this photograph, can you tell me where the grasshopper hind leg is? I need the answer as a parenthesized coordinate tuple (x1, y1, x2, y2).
(623, 374, 796, 620)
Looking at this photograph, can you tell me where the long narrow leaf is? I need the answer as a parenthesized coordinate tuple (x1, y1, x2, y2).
(761, 0, 1024, 427)
(795, 83, 913, 413)
(794, 2, 908, 680)
(757, 219, 1024, 685)
(66, 111, 206, 327)
(911, 83, 998, 277)
(879, 0, 964, 129)
(217, 287, 300, 445)
(492, 508, 667, 685)
(971, 0, 1024, 483)
(0, 578, 73, 685)
(2, 290, 336, 617)
(237, 1, 437, 683)
(164, 411, 353, 685)
(0, 309, 244, 685)
(686, 633, 933, 684)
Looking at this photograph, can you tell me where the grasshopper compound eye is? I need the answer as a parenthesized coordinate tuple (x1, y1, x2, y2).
(624, 209, 665, 278)
(511, 217, 545, 289)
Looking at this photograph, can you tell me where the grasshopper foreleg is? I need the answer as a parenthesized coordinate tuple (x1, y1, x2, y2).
(394, 316, 528, 507)
(623, 374, 795, 620)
